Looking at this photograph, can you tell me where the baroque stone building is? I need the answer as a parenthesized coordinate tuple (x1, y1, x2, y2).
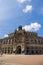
(0, 26, 43, 55)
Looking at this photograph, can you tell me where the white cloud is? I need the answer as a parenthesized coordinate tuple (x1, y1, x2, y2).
(23, 5, 32, 13)
(18, 0, 26, 3)
(22, 22, 41, 31)
(18, 0, 31, 3)
(4, 34, 8, 38)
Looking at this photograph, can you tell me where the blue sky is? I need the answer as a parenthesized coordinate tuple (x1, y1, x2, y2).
(0, 0, 43, 38)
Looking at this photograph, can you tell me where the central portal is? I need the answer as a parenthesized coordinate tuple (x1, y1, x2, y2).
(16, 46, 21, 54)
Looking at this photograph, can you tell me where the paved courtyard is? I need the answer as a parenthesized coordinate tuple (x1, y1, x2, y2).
(0, 54, 43, 65)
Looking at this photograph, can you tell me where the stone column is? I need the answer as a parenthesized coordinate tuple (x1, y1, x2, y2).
(13, 47, 16, 54)
(21, 45, 25, 54)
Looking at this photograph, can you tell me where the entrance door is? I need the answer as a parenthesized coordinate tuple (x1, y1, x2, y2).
(16, 46, 21, 54)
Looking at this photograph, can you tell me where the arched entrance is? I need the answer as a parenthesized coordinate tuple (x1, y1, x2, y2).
(16, 46, 21, 54)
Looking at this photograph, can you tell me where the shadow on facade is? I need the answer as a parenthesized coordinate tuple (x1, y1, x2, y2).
(15, 46, 21, 54)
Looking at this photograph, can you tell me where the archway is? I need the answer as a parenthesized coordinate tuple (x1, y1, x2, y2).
(31, 50, 34, 54)
(16, 46, 21, 54)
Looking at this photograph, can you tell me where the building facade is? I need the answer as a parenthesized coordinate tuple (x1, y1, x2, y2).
(0, 26, 43, 55)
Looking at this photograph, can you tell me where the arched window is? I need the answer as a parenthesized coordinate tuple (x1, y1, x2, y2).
(25, 39, 34, 44)
(2, 48, 4, 51)
(25, 39, 29, 44)
(41, 40, 43, 44)
(31, 46, 34, 49)
(14, 37, 15, 41)
(4, 39, 7, 44)
(29, 39, 32, 43)
(38, 40, 40, 44)
(8, 39, 10, 44)
(8, 47, 10, 49)
(34, 39, 37, 44)
(2, 40, 5, 44)
(10, 39, 13, 44)
(35, 46, 37, 49)
(30, 39, 33, 43)
(5, 40, 7, 44)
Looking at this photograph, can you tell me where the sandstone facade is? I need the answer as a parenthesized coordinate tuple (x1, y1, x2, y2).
(0, 26, 43, 55)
